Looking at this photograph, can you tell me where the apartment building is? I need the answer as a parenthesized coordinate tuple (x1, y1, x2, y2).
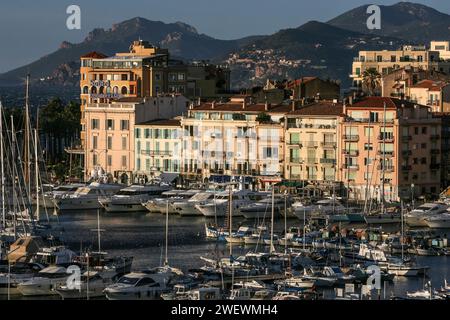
(339, 97, 441, 201)
(409, 80, 450, 113)
(351, 43, 450, 91)
(180, 95, 291, 188)
(134, 119, 182, 180)
(84, 95, 188, 182)
(284, 102, 344, 191)
(79, 40, 230, 148)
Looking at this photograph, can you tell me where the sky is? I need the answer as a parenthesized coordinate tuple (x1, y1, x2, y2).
(1, 0, 450, 73)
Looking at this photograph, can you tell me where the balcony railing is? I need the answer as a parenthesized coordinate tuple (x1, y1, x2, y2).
(320, 158, 336, 165)
(343, 150, 359, 156)
(344, 135, 359, 141)
(344, 164, 359, 170)
(140, 150, 172, 156)
(378, 135, 395, 142)
(377, 150, 395, 157)
(321, 141, 337, 148)
(377, 165, 395, 172)
(306, 141, 318, 148)
(289, 157, 303, 163)
(306, 158, 318, 164)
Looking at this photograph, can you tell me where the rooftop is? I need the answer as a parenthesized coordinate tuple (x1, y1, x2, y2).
(81, 51, 108, 59)
(191, 102, 292, 114)
(136, 119, 181, 126)
(349, 97, 419, 109)
(411, 79, 449, 91)
(287, 101, 344, 116)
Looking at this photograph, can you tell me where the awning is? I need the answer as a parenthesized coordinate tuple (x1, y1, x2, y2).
(159, 172, 179, 184)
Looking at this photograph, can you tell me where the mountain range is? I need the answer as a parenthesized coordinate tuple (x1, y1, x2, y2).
(0, 2, 448, 90)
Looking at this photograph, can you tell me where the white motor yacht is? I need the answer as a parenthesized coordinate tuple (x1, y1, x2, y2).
(195, 190, 269, 218)
(172, 192, 215, 216)
(424, 212, 450, 229)
(54, 182, 123, 211)
(144, 190, 200, 214)
(240, 196, 286, 219)
(99, 185, 171, 213)
(17, 266, 69, 296)
(292, 198, 346, 221)
(405, 203, 449, 227)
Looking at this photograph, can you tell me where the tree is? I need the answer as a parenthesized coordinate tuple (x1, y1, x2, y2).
(256, 112, 272, 123)
(362, 68, 381, 96)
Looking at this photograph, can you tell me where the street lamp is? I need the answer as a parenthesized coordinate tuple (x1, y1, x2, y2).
(411, 183, 415, 209)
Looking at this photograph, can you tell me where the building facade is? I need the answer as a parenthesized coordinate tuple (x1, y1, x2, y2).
(84, 95, 188, 181)
(339, 97, 441, 201)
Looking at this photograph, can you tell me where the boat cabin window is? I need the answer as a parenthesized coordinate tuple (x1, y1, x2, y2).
(136, 277, 157, 287)
(118, 276, 140, 285)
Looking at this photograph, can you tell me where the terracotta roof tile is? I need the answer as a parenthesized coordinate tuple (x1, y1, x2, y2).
(81, 51, 108, 59)
(288, 102, 344, 116)
(136, 119, 181, 126)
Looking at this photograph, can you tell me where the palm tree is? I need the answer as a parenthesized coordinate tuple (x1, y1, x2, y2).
(362, 68, 381, 96)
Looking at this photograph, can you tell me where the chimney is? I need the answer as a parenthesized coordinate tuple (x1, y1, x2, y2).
(242, 100, 246, 109)
(197, 97, 201, 106)
(265, 101, 269, 111)
(211, 101, 215, 109)
(291, 100, 296, 111)
(349, 96, 353, 105)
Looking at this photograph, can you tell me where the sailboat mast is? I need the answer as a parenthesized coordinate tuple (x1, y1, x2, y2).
(0, 102, 5, 229)
(364, 116, 371, 213)
(381, 102, 387, 212)
(24, 74, 31, 197)
(228, 186, 233, 257)
(97, 209, 101, 253)
(34, 129, 39, 222)
(11, 116, 17, 239)
(270, 183, 275, 254)
(165, 198, 169, 266)
(401, 200, 404, 261)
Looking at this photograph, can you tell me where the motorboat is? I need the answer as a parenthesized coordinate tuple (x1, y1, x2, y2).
(172, 192, 215, 216)
(0, 262, 44, 296)
(424, 213, 450, 229)
(17, 266, 69, 296)
(54, 182, 123, 211)
(292, 198, 346, 221)
(104, 265, 182, 300)
(33, 183, 86, 209)
(240, 196, 286, 219)
(55, 269, 119, 299)
(143, 190, 199, 214)
(99, 184, 171, 213)
(195, 190, 269, 218)
(405, 203, 449, 227)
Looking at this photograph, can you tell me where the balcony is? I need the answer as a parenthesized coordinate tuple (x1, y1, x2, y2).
(320, 158, 336, 165)
(401, 165, 412, 171)
(402, 136, 412, 141)
(430, 134, 440, 140)
(289, 157, 303, 164)
(344, 164, 359, 170)
(377, 165, 395, 172)
(306, 158, 318, 164)
(288, 141, 302, 147)
(306, 141, 318, 148)
(290, 174, 301, 180)
(321, 141, 337, 148)
(378, 135, 395, 142)
(343, 135, 359, 141)
(140, 150, 172, 156)
(377, 150, 395, 157)
(343, 150, 359, 156)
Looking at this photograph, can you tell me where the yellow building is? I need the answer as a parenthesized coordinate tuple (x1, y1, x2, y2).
(284, 102, 344, 186)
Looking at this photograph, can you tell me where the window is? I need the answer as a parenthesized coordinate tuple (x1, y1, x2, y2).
(122, 137, 127, 150)
(355, 67, 361, 75)
(120, 120, 129, 130)
(369, 112, 379, 122)
(144, 129, 151, 139)
(92, 136, 98, 149)
(121, 74, 128, 81)
(421, 157, 427, 164)
(122, 156, 127, 167)
(107, 136, 112, 150)
(414, 127, 419, 134)
(106, 119, 114, 130)
(136, 158, 141, 171)
(121, 86, 128, 95)
(91, 119, 100, 129)
(107, 155, 112, 166)
(178, 73, 185, 81)
(135, 128, 141, 139)
(364, 127, 373, 137)
(422, 127, 427, 134)
(93, 154, 97, 166)
(364, 143, 373, 151)
(263, 147, 278, 159)
(421, 143, 427, 149)
(155, 73, 161, 81)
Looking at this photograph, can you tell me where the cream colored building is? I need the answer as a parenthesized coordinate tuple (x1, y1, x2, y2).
(430, 41, 450, 61)
(284, 102, 344, 185)
(351, 43, 450, 91)
(409, 79, 450, 113)
(180, 96, 291, 188)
